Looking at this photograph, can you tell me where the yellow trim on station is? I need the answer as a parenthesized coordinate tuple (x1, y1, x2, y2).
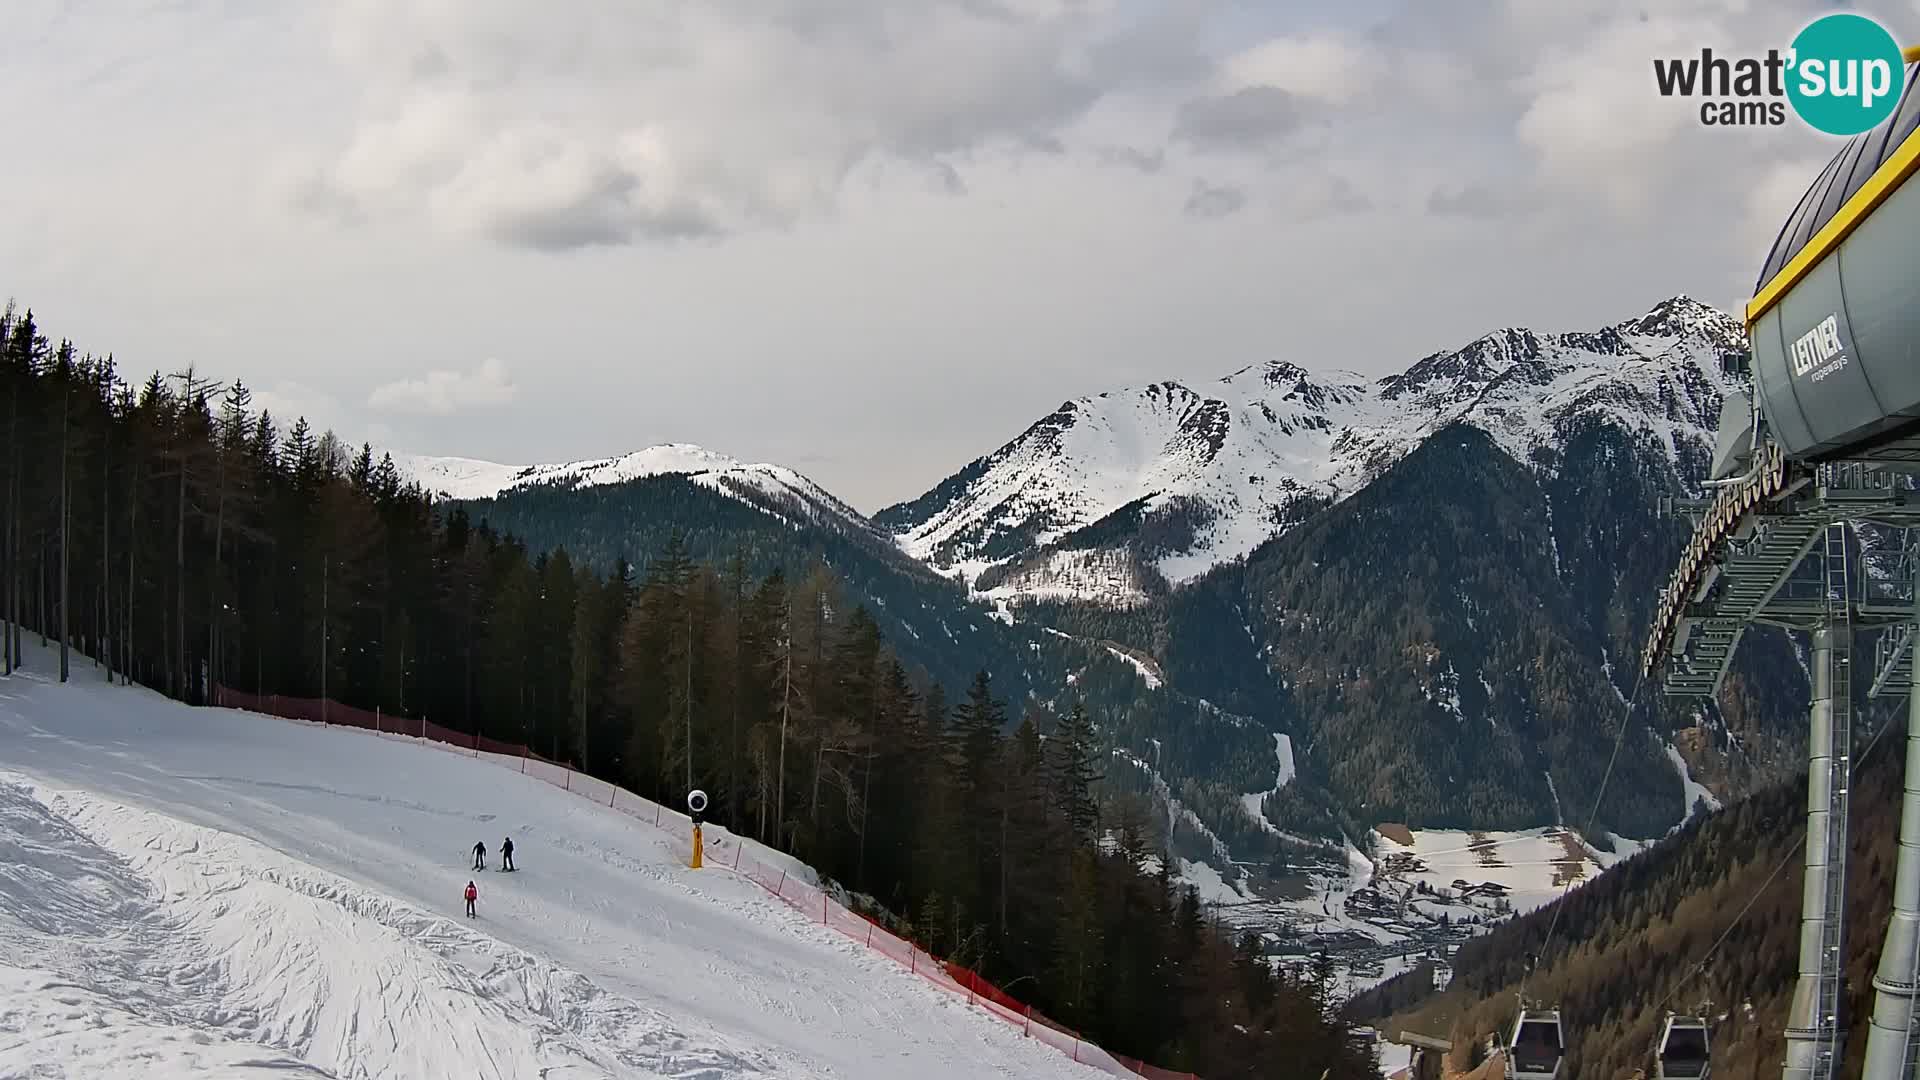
(1907, 44, 1920, 63)
(1748, 47, 1920, 327)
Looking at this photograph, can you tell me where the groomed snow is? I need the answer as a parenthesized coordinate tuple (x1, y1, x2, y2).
(0, 646, 1110, 1079)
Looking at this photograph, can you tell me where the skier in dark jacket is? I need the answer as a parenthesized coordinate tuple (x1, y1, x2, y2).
(501, 836, 515, 872)
(465, 881, 477, 918)
(472, 840, 486, 871)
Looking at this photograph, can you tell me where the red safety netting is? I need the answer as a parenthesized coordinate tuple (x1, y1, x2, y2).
(209, 684, 1202, 1080)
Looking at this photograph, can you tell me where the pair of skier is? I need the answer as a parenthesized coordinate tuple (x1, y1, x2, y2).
(465, 836, 515, 917)
(472, 836, 515, 872)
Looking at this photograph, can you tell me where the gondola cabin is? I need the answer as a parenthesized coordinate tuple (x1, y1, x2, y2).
(1655, 1015, 1710, 1079)
(1505, 1009, 1564, 1080)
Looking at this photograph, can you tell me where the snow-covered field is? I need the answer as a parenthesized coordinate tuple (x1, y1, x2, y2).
(0, 645, 1106, 1079)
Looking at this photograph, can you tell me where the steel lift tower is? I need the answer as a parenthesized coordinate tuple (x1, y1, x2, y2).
(1643, 51, 1920, 1080)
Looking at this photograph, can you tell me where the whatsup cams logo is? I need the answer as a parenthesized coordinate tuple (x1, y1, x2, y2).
(1653, 12, 1906, 134)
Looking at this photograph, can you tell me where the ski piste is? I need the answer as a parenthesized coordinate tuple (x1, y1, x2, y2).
(0, 642, 1138, 1078)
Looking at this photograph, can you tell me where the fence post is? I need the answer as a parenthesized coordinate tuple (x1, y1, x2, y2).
(822, 893, 828, 924)
(967, 972, 976, 1006)
(1024, 1005, 1032, 1037)
(654, 806, 662, 827)
(778, 870, 786, 896)
(866, 923, 874, 947)
(375, 706, 381, 734)
(520, 743, 527, 774)
(1072, 1040, 1080, 1064)
(733, 845, 743, 871)
(565, 769, 571, 792)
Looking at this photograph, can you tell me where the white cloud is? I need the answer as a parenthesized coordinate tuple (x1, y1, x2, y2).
(0, 0, 1860, 510)
(253, 380, 342, 433)
(368, 358, 517, 416)
(1217, 34, 1385, 105)
(287, 0, 1196, 249)
(1740, 154, 1832, 263)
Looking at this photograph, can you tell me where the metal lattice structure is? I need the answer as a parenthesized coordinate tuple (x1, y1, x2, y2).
(1644, 465, 1920, 1080)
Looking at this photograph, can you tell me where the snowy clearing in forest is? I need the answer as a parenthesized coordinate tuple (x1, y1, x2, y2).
(1367, 826, 1608, 916)
(0, 644, 1107, 1079)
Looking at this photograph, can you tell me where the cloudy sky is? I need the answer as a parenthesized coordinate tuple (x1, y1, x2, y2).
(0, 0, 1886, 510)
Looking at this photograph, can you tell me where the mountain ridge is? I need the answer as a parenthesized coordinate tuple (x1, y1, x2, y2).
(875, 294, 1743, 607)
(386, 294, 1794, 862)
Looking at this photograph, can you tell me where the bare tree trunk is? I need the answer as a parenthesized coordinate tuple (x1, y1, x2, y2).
(3, 447, 12, 676)
(777, 622, 792, 847)
(99, 420, 108, 677)
(207, 447, 226, 696)
(175, 461, 185, 700)
(57, 386, 68, 683)
(125, 460, 137, 687)
(320, 558, 328, 721)
(999, 784, 1010, 937)
(810, 742, 822, 830)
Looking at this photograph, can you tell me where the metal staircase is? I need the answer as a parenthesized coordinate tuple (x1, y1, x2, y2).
(1815, 521, 1855, 1080)
(1875, 622, 1915, 701)
(1661, 514, 1827, 697)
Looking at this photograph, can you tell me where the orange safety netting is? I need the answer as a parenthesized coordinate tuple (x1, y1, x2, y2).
(210, 684, 1202, 1080)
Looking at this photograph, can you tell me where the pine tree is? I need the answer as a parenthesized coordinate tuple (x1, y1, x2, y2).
(1049, 701, 1102, 846)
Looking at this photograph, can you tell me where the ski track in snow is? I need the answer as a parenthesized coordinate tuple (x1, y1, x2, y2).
(0, 644, 1106, 1080)
(1666, 743, 1723, 823)
(1237, 733, 1295, 836)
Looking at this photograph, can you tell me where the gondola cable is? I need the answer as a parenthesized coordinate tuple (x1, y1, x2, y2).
(1636, 697, 1904, 1067)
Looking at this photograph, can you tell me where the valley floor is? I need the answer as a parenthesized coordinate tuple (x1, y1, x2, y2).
(0, 643, 1106, 1079)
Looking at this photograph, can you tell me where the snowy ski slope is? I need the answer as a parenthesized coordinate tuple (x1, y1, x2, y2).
(0, 645, 1107, 1079)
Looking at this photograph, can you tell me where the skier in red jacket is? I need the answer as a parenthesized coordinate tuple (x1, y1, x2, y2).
(465, 880, 477, 918)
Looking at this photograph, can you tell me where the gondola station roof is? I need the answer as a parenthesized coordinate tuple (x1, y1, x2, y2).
(1752, 55, 1920, 321)
(1746, 50, 1920, 463)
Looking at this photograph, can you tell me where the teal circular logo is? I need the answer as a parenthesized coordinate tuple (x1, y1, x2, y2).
(1786, 13, 1906, 135)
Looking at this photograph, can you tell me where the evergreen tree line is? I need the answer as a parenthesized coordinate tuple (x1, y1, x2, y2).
(0, 303, 1378, 1078)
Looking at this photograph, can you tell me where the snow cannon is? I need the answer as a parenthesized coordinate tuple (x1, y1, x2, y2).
(1715, 50, 1920, 480)
(687, 789, 708, 869)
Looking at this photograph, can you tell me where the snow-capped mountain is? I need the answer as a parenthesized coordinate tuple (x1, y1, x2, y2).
(877, 296, 1745, 605)
(397, 443, 879, 539)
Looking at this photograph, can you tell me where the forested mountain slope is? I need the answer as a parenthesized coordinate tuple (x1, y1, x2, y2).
(1039, 420, 1810, 842)
(401, 297, 1819, 853)
(1352, 712, 1910, 1077)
